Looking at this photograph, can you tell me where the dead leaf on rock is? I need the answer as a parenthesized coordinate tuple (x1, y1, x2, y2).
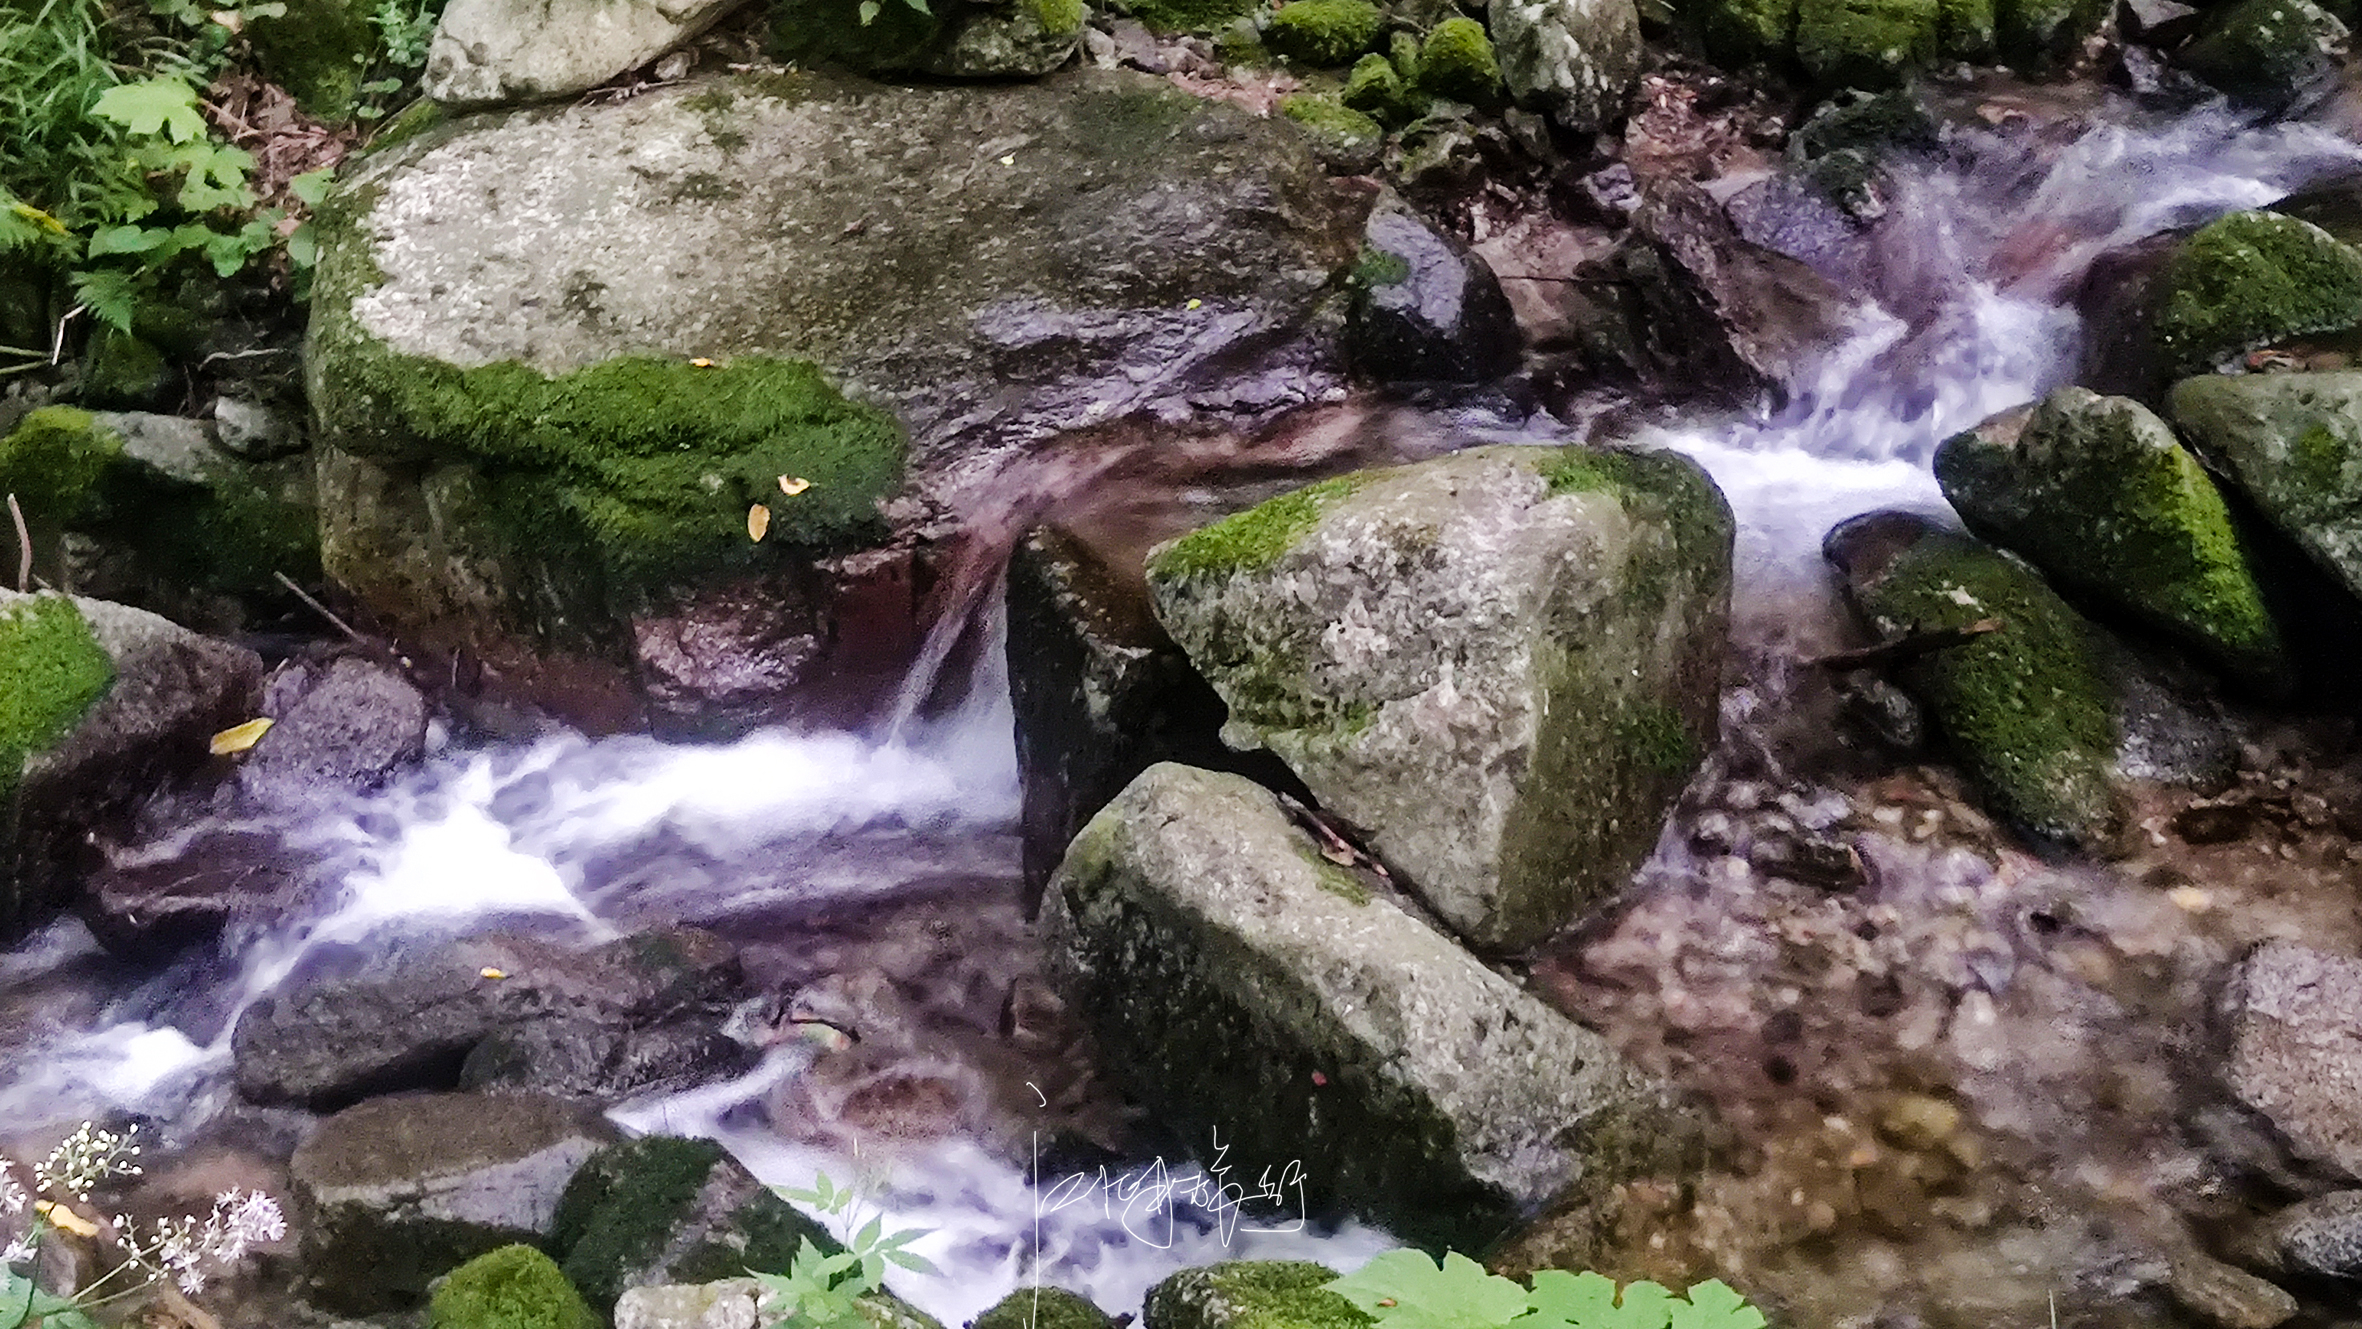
(748, 503, 771, 542)
(778, 476, 811, 496)
(209, 717, 273, 755)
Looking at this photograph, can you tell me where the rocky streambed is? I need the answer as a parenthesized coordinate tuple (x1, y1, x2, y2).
(13, 0, 2362, 1322)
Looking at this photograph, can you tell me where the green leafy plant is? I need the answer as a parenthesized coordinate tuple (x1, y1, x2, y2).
(1326, 1251, 1769, 1329)
(756, 1171, 939, 1329)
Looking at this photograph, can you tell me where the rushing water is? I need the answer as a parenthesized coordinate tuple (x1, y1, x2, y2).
(5, 89, 2362, 1327)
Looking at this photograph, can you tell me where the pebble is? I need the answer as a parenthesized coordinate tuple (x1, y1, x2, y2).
(2259, 1190, 2362, 1280)
(2168, 1254, 2298, 1329)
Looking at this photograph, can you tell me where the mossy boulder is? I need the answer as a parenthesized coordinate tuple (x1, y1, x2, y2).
(1488, 0, 1641, 130)
(430, 1245, 600, 1329)
(974, 1287, 1117, 1329)
(1043, 764, 1696, 1251)
(2171, 370, 2362, 607)
(1824, 512, 2122, 848)
(1146, 444, 1731, 949)
(0, 407, 122, 525)
(1278, 93, 1386, 172)
(1265, 0, 1385, 64)
(4, 590, 260, 943)
(1794, 0, 1940, 86)
(2153, 211, 2362, 379)
(1787, 87, 1938, 216)
(1342, 53, 1416, 123)
(1935, 388, 2290, 695)
(1413, 16, 1502, 103)
(551, 1136, 839, 1311)
(1143, 1262, 1371, 1329)
(79, 329, 171, 410)
(1347, 208, 1521, 383)
(310, 68, 1367, 722)
(2176, 0, 2347, 107)
(246, 0, 379, 116)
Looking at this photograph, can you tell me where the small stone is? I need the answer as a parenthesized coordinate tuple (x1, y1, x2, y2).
(2258, 1189, 2362, 1279)
(2168, 1254, 2297, 1329)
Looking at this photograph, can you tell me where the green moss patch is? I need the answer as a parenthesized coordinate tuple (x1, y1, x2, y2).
(1264, 0, 1384, 65)
(1342, 53, 1413, 125)
(318, 342, 904, 602)
(0, 407, 121, 523)
(1127, 0, 1259, 32)
(1145, 1261, 1373, 1329)
(1795, 0, 1941, 85)
(2154, 210, 2362, 378)
(1849, 529, 2119, 847)
(428, 1245, 598, 1329)
(973, 1287, 1117, 1329)
(1414, 17, 1501, 104)
(1149, 474, 1375, 581)
(1703, 0, 1799, 63)
(0, 593, 114, 759)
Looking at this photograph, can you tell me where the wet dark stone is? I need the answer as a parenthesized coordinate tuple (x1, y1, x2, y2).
(551, 1136, 839, 1312)
(2257, 1189, 2362, 1280)
(232, 927, 748, 1109)
(1348, 209, 1522, 385)
(2220, 940, 2362, 1182)
(82, 827, 312, 957)
(238, 654, 430, 808)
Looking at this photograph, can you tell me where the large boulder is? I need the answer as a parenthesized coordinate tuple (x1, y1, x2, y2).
(2219, 940, 2362, 1183)
(291, 1092, 616, 1311)
(1934, 389, 2290, 695)
(613, 1278, 941, 1329)
(427, 0, 750, 106)
(4, 590, 263, 941)
(1487, 0, 1641, 133)
(2171, 371, 2362, 605)
(1041, 763, 1698, 1251)
(308, 69, 1367, 725)
(1145, 444, 1732, 950)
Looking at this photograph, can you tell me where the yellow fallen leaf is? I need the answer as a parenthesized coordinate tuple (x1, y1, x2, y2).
(690, 357, 715, 367)
(37, 1201, 100, 1238)
(748, 503, 771, 542)
(999, 154, 1015, 166)
(1186, 298, 1202, 311)
(778, 476, 811, 496)
(2167, 885, 2213, 913)
(210, 717, 274, 755)
(480, 967, 508, 980)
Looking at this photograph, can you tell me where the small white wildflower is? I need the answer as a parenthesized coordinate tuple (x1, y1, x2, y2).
(219, 1190, 286, 1248)
(1, 1234, 33, 1264)
(0, 1172, 26, 1216)
(35, 1122, 142, 1199)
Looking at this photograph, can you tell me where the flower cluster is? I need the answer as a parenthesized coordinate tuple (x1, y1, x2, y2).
(132, 1189, 288, 1294)
(35, 1121, 142, 1199)
(1, 1171, 32, 1263)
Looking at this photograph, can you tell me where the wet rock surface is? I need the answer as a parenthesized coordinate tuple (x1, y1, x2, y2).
(237, 654, 432, 807)
(291, 1091, 615, 1311)
(426, 0, 751, 106)
(2220, 940, 2362, 1182)
(550, 1137, 837, 1311)
(1147, 444, 1732, 949)
(1042, 762, 1698, 1250)
(1348, 207, 1522, 384)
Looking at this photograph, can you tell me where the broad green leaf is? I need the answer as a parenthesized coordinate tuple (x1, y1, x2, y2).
(92, 78, 209, 143)
(1326, 1250, 1528, 1329)
(0, 1271, 32, 1329)
(289, 168, 335, 206)
(857, 0, 880, 21)
(883, 1248, 938, 1274)
(853, 1214, 883, 1252)
(85, 225, 169, 256)
(1669, 1282, 1766, 1329)
(901, 0, 931, 15)
(1527, 1270, 1674, 1329)
(285, 220, 319, 268)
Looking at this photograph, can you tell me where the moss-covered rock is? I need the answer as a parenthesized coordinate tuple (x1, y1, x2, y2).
(1144, 1263, 1372, 1329)
(429, 1245, 599, 1329)
(1342, 53, 1415, 123)
(551, 1135, 840, 1311)
(1127, 0, 1258, 31)
(2176, 0, 2347, 107)
(1824, 512, 2121, 848)
(1146, 444, 1730, 949)
(2171, 370, 2362, 607)
(1940, 0, 1995, 58)
(1488, 0, 1641, 131)
(1994, 0, 2101, 64)
(2153, 211, 2362, 380)
(1044, 766, 1694, 1250)
(1795, 0, 1939, 85)
(0, 407, 122, 522)
(1787, 87, 1939, 215)
(246, 0, 379, 117)
(1414, 16, 1502, 103)
(1701, 0, 1798, 63)
(1265, 0, 1385, 63)
(974, 1287, 1117, 1329)
(78, 329, 170, 410)
(1935, 389, 2290, 695)
(0, 594, 115, 779)
(1277, 93, 1386, 171)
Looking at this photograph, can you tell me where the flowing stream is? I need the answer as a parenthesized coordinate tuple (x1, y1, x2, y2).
(4, 88, 2362, 1328)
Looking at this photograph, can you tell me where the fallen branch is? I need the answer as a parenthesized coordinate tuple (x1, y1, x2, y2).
(1812, 618, 2003, 671)
(273, 570, 367, 645)
(7, 493, 28, 592)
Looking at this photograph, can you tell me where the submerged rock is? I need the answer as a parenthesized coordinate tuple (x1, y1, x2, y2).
(292, 1092, 615, 1311)
(1146, 444, 1731, 950)
(1488, 0, 1641, 132)
(2171, 371, 2362, 605)
(1824, 512, 2122, 848)
(2220, 940, 2362, 1182)
(309, 69, 1366, 723)
(427, 0, 748, 106)
(1042, 763, 1697, 1250)
(1934, 389, 2289, 695)
(2151, 212, 2362, 380)
(1143, 1263, 1363, 1329)
(4, 590, 262, 942)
